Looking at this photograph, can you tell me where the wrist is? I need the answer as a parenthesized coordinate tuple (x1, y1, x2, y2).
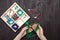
(39, 35, 47, 40)
(14, 33, 22, 40)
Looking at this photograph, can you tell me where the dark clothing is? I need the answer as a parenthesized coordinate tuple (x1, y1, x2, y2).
(0, 0, 60, 40)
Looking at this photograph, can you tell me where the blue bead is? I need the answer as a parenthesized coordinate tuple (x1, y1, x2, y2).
(5, 15, 10, 20)
(7, 18, 14, 25)
(12, 23, 19, 30)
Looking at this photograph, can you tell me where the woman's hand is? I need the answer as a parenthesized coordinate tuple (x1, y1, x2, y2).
(14, 26, 28, 40)
(32, 24, 47, 40)
(14, 26, 33, 40)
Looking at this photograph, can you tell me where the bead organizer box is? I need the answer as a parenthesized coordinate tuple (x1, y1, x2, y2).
(1, 2, 30, 32)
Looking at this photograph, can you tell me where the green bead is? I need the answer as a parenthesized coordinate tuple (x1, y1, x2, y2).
(17, 9, 23, 16)
(25, 21, 29, 25)
(25, 21, 30, 28)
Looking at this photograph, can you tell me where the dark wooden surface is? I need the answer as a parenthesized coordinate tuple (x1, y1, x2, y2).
(0, 0, 60, 40)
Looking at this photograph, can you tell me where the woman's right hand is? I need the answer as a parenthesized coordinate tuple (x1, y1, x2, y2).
(31, 24, 47, 40)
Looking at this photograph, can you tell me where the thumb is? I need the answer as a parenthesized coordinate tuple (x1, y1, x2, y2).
(21, 26, 28, 32)
(39, 25, 43, 32)
(19, 26, 28, 37)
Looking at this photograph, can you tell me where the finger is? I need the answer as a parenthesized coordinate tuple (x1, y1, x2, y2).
(23, 26, 28, 30)
(19, 26, 28, 36)
(29, 27, 33, 32)
(31, 23, 37, 30)
(21, 26, 28, 32)
(20, 26, 28, 38)
(21, 31, 26, 38)
(38, 25, 43, 33)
